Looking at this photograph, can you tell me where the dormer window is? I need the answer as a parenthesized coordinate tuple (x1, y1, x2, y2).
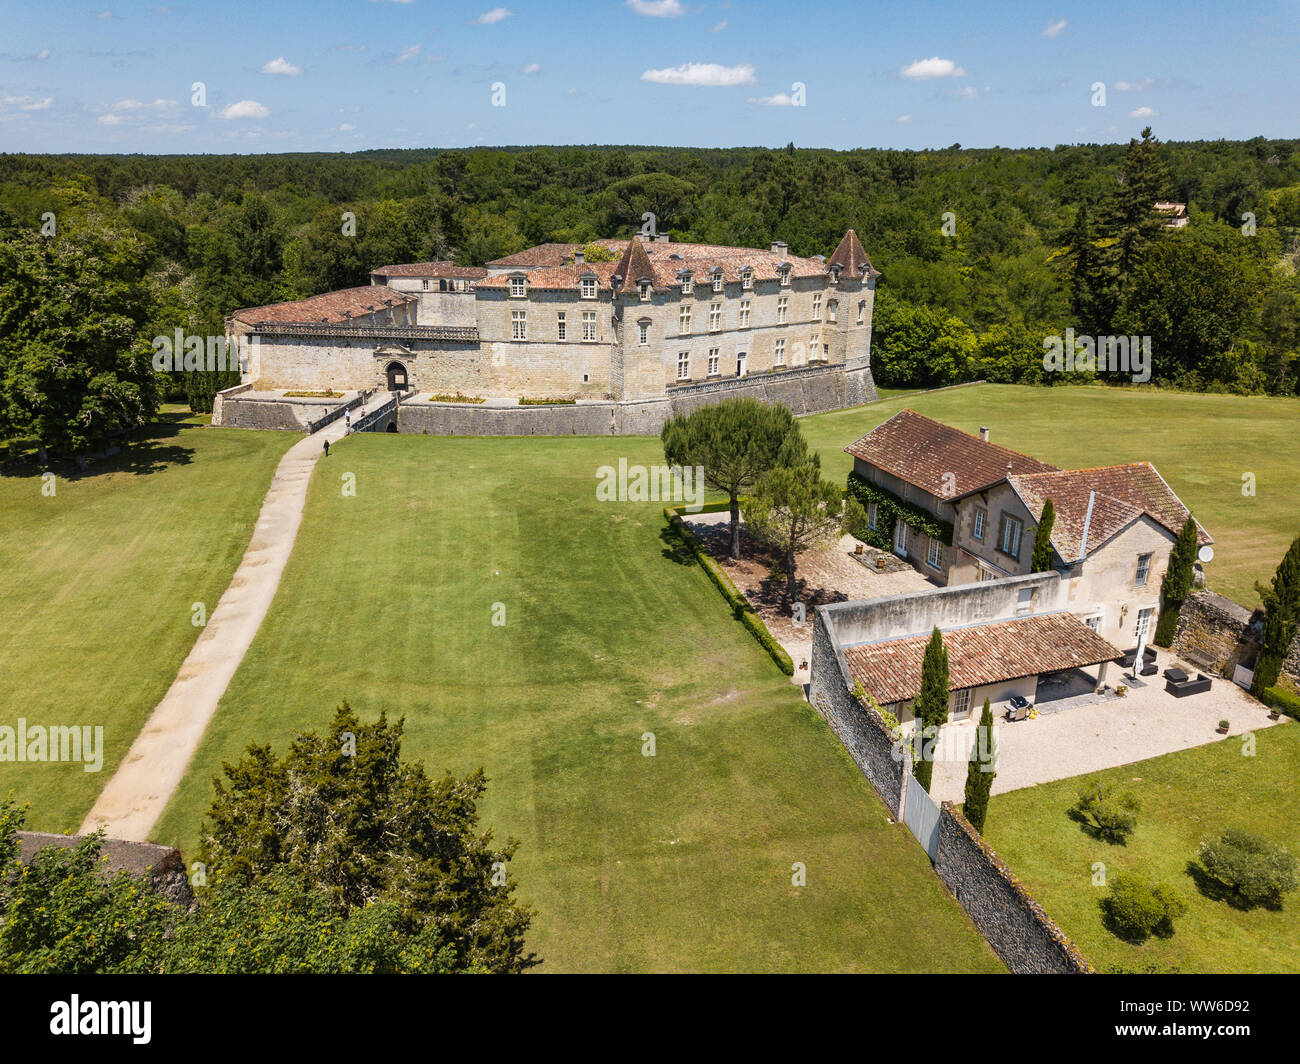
(712, 270, 723, 293)
(510, 276, 527, 298)
(741, 268, 753, 290)
(681, 274, 693, 295)
(830, 265, 842, 285)
(581, 277, 597, 300)
(779, 266, 791, 287)
(638, 281, 651, 302)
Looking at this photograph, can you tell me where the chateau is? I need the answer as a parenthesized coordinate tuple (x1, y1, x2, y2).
(215, 230, 879, 434)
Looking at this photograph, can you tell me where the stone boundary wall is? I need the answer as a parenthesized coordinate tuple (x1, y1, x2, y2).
(933, 806, 1094, 974)
(1172, 587, 1300, 686)
(810, 599, 1094, 973)
(212, 393, 350, 432)
(16, 831, 194, 909)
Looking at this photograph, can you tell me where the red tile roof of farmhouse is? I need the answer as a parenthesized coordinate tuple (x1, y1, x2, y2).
(230, 285, 417, 325)
(843, 613, 1123, 705)
(1008, 465, 1212, 562)
(370, 261, 489, 280)
(845, 409, 1057, 498)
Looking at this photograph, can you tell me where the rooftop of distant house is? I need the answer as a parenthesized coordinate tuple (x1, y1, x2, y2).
(229, 285, 417, 326)
(369, 261, 490, 281)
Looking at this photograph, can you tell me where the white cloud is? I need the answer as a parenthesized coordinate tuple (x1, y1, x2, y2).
(394, 44, 421, 64)
(627, 0, 685, 16)
(747, 92, 796, 106)
(94, 9, 118, 19)
(1130, 105, 1158, 117)
(261, 56, 302, 76)
(522, 62, 540, 74)
(219, 99, 270, 120)
(1042, 19, 1067, 38)
(709, 20, 727, 32)
(1114, 77, 1156, 92)
(641, 62, 756, 87)
(98, 113, 122, 125)
(896, 114, 912, 123)
(901, 56, 965, 79)
(339, 123, 356, 131)
(0, 94, 53, 112)
(952, 85, 990, 100)
(473, 6, 511, 23)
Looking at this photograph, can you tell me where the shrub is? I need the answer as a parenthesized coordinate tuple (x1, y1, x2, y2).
(1102, 872, 1187, 941)
(426, 393, 485, 404)
(519, 396, 576, 405)
(1197, 829, 1298, 908)
(1071, 783, 1141, 843)
(1262, 686, 1300, 719)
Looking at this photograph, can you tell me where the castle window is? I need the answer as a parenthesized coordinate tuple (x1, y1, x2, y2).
(681, 275, 693, 295)
(677, 352, 690, 380)
(510, 276, 527, 298)
(739, 300, 751, 329)
(639, 281, 651, 301)
(812, 293, 822, 318)
(708, 348, 720, 376)
(557, 311, 566, 341)
(709, 302, 722, 332)
(712, 271, 723, 293)
(638, 321, 650, 346)
(779, 267, 791, 286)
(741, 269, 753, 290)
(827, 300, 838, 323)
(857, 300, 866, 325)
(422, 279, 430, 291)
(511, 309, 526, 340)
(679, 305, 692, 334)
(581, 277, 597, 299)
(777, 296, 788, 324)
(775, 338, 786, 365)
(582, 310, 597, 342)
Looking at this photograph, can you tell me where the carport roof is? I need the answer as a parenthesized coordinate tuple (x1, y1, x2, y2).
(843, 612, 1123, 705)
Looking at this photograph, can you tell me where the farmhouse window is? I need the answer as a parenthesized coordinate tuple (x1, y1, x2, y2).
(1135, 553, 1152, 587)
(556, 311, 566, 341)
(998, 514, 1023, 559)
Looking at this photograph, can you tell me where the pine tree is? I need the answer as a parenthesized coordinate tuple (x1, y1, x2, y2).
(1109, 126, 1173, 306)
(912, 627, 950, 793)
(963, 699, 996, 833)
(1252, 533, 1300, 695)
(1031, 499, 1056, 572)
(1154, 516, 1199, 645)
(1068, 204, 1114, 335)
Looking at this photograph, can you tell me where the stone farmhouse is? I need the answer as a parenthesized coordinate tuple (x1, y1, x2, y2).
(844, 409, 1212, 654)
(216, 230, 879, 435)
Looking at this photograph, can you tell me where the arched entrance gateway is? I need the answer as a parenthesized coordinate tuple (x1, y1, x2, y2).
(385, 360, 408, 392)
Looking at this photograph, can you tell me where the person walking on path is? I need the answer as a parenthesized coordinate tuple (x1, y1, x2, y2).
(345, 409, 351, 430)
(323, 439, 330, 457)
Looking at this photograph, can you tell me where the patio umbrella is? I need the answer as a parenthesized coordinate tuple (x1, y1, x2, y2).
(1133, 624, 1149, 677)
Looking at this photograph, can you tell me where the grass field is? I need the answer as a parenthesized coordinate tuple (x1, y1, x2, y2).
(983, 722, 1300, 973)
(799, 384, 1300, 608)
(0, 411, 296, 831)
(153, 432, 1001, 973)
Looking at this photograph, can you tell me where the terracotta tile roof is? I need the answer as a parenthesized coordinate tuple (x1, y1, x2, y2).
(845, 410, 1057, 499)
(486, 240, 627, 268)
(370, 261, 489, 280)
(475, 261, 622, 291)
(827, 228, 878, 277)
(230, 285, 417, 326)
(1008, 464, 1212, 562)
(843, 613, 1123, 705)
(612, 235, 657, 292)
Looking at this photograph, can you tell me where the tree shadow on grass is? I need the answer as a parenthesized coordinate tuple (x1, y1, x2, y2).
(1, 415, 196, 481)
(1185, 860, 1285, 912)
(1099, 898, 1178, 944)
(659, 523, 697, 566)
(1066, 807, 1133, 846)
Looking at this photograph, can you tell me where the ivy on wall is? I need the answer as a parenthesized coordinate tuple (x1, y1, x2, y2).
(845, 471, 955, 548)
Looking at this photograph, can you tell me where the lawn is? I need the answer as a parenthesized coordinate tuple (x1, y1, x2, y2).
(0, 411, 296, 832)
(154, 432, 1001, 973)
(983, 722, 1300, 973)
(799, 383, 1300, 608)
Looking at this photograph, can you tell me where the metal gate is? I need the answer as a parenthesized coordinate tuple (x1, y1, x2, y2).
(900, 771, 941, 861)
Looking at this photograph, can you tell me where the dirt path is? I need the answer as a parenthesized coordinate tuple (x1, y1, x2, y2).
(80, 403, 383, 842)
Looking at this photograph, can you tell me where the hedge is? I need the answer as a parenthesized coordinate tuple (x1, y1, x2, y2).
(663, 506, 795, 677)
(1262, 686, 1300, 719)
(845, 471, 954, 550)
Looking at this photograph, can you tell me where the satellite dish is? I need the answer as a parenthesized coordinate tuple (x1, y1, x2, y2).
(1198, 545, 1214, 564)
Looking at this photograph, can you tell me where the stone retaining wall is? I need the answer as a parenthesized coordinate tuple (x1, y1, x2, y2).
(17, 831, 194, 909)
(1171, 589, 1260, 676)
(933, 806, 1094, 974)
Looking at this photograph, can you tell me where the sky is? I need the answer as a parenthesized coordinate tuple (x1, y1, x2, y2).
(1, 0, 1297, 154)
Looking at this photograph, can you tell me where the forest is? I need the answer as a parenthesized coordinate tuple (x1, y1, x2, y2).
(2, 131, 1298, 455)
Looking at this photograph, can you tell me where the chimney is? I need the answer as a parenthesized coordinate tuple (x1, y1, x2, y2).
(771, 240, 788, 255)
(979, 426, 990, 443)
(574, 247, 585, 265)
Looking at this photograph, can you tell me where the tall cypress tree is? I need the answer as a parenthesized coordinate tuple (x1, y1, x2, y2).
(912, 627, 950, 793)
(1154, 516, 1200, 645)
(1031, 499, 1056, 573)
(1252, 533, 1300, 695)
(963, 699, 996, 833)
